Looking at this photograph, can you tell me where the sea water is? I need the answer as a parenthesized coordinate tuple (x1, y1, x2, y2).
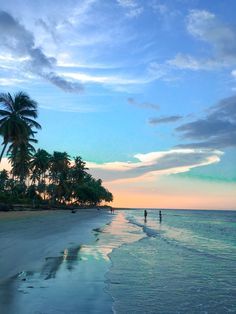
(105, 209, 236, 313)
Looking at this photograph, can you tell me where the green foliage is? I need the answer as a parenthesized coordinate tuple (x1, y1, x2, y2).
(0, 91, 41, 164)
(0, 91, 113, 209)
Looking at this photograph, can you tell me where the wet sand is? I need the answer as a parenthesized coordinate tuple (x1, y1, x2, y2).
(0, 209, 113, 314)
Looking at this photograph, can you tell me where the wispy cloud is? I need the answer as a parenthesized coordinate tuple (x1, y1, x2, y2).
(167, 53, 220, 71)
(87, 148, 222, 182)
(232, 70, 236, 78)
(117, 0, 143, 18)
(168, 9, 236, 71)
(0, 10, 83, 93)
(150, 1, 168, 15)
(127, 97, 159, 110)
(148, 115, 183, 125)
(61, 72, 146, 85)
(186, 9, 236, 60)
(0, 78, 25, 86)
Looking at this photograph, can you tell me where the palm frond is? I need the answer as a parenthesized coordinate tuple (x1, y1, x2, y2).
(21, 117, 42, 129)
(0, 93, 14, 112)
(0, 109, 11, 117)
(18, 109, 38, 118)
(14, 92, 38, 111)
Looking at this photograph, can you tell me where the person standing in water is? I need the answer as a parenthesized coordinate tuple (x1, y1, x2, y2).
(159, 210, 162, 223)
(144, 209, 147, 222)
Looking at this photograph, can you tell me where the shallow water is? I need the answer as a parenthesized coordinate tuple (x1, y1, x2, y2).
(106, 209, 236, 313)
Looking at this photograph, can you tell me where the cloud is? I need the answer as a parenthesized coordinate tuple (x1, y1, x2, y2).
(176, 94, 236, 148)
(186, 9, 236, 61)
(61, 72, 147, 85)
(0, 78, 25, 86)
(127, 97, 159, 110)
(167, 53, 219, 71)
(0, 10, 83, 93)
(148, 115, 182, 125)
(168, 10, 236, 71)
(117, 0, 143, 18)
(150, 2, 168, 15)
(42, 72, 83, 93)
(87, 148, 222, 182)
(0, 147, 223, 186)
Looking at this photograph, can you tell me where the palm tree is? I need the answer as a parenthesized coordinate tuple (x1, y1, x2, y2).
(30, 149, 51, 184)
(49, 152, 70, 183)
(0, 169, 9, 192)
(0, 91, 41, 163)
(30, 149, 51, 199)
(49, 152, 70, 204)
(8, 139, 36, 182)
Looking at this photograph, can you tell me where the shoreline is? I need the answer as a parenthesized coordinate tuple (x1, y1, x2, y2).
(0, 208, 112, 280)
(0, 208, 114, 313)
(0, 206, 112, 221)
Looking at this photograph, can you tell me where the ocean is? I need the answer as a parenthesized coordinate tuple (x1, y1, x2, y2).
(103, 209, 236, 313)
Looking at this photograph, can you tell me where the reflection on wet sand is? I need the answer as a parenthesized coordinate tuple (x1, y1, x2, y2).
(79, 212, 144, 261)
(64, 246, 82, 270)
(0, 212, 143, 313)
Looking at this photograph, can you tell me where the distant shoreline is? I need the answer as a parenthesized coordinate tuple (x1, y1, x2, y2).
(113, 207, 236, 211)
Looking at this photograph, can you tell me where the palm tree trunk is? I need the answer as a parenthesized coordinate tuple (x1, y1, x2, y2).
(0, 142, 8, 164)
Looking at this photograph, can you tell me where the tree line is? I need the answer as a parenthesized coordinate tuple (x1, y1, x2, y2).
(0, 91, 113, 209)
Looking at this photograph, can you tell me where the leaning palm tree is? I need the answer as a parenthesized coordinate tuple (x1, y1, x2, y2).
(0, 91, 41, 163)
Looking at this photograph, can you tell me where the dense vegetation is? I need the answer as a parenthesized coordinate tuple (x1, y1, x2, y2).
(0, 92, 113, 209)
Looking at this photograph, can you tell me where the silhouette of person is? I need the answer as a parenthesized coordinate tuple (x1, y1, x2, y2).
(159, 210, 162, 223)
(144, 209, 147, 222)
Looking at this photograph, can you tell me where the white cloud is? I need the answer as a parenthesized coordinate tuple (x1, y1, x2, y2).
(61, 71, 151, 86)
(167, 53, 216, 71)
(0, 54, 30, 62)
(187, 10, 236, 61)
(168, 10, 236, 72)
(232, 70, 236, 78)
(117, 0, 143, 18)
(187, 10, 215, 38)
(0, 149, 223, 184)
(0, 78, 25, 86)
(87, 148, 223, 182)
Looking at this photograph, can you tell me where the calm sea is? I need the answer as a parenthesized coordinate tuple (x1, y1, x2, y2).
(103, 209, 236, 313)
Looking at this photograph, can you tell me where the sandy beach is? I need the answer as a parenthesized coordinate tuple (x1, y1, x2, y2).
(0, 209, 113, 314)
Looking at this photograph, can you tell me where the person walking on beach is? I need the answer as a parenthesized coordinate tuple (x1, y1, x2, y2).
(159, 210, 162, 223)
(144, 209, 147, 222)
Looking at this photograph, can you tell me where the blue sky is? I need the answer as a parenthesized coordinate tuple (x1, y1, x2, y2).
(0, 0, 236, 208)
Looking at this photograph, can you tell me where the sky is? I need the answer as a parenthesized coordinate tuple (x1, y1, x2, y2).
(0, 0, 236, 209)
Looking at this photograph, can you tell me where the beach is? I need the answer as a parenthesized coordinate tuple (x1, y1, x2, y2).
(0, 209, 236, 314)
(0, 209, 114, 314)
